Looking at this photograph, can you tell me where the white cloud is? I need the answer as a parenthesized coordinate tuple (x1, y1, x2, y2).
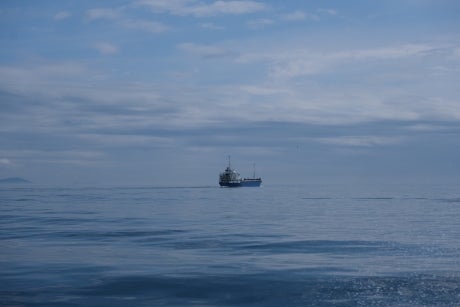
(454, 48, 460, 57)
(236, 43, 440, 79)
(136, 0, 191, 13)
(336, 44, 435, 60)
(0, 150, 107, 166)
(282, 11, 305, 21)
(54, 11, 71, 21)
(86, 8, 120, 20)
(200, 22, 225, 30)
(405, 124, 449, 132)
(198, 0, 266, 16)
(240, 85, 290, 96)
(0, 62, 88, 93)
(1, 37, 458, 135)
(0, 158, 11, 165)
(178, 42, 232, 58)
(247, 18, 274, 29)
(281, 11, 317, 22)
(122, 19, 170, 33)
(317, 8, 337, 16)
(77, 134, 175, 148)
(316, 136, 404, 147)
(85, 6, 169, 33)
(0, 61, 456, 132)
(138, 0, 267, 17)
(94, 42, 119, 55)
(280, 9, 337, 22)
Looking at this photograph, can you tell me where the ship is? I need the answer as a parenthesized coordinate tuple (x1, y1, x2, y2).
(219, 157, 262, 187)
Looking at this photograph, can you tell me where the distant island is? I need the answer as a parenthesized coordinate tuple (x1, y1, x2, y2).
(0, 177, 31, 184)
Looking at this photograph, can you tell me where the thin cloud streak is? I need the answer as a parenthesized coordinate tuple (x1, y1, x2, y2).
(236, 43, 443, 79)
(138, 0, 267, 17)
(178, 42, 233, 58)
(281, 11, 318, 21)
(0, 158, 12, 165)
(84, 7, 171, 33)
(94, 42, 119, 55)
(85, 8, 121, 20)
(54, 11, 71, 21)
(121, 19, 170, 33)
(200, 22, 225, 30)
(316, 136, 405, 147)
(246, 18, 274, 29)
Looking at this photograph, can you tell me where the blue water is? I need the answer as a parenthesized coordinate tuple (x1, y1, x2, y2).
(1, 184, 460, 306)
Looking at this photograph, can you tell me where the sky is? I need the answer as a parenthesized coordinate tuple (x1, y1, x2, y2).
(0, 0, 459, 186)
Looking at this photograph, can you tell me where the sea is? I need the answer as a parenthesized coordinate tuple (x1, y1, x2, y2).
(1, 184, 460, 306)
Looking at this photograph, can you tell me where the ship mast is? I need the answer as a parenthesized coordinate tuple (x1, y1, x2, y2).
(253, 163, 256, 179)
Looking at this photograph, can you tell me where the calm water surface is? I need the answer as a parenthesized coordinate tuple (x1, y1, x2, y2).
(1, 184, 460, 306)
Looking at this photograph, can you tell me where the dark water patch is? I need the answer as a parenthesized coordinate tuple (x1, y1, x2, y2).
(0, 214, 21, 220)
(103, 229, 186, 238)
(0, 226, 45, 239)
(240, 240, 454, 258)
(2, 229, 187, 241)
(94, 186, 217, 191)
(1, 263, 110, 280)
(353, 197, 394, 200)
(168, 239, 246, 250)
(0, 215, 86, 227)
(67, 273, 460, 306)
(13, 198, 36, 202)
(42, 217, 91, 223)
(437, 198, 460, 203)
(243, 240, 395, 255)
(1, 265, 111, 306)
(220, 233, 289, 240)
(56, 229, 187, 241)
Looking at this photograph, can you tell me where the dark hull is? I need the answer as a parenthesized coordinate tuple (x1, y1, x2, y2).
(219, 181, 242, 187)
(241, 179, 262, 187)
(219, 179, 262, 187)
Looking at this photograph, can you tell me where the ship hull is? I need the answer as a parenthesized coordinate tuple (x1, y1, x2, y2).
(219, 179, 262, 187)
(219, 181, 242, 187)
(241, 179, 262, 187)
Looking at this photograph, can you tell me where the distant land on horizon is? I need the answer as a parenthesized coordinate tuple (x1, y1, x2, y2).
(0, 177, 32, 184)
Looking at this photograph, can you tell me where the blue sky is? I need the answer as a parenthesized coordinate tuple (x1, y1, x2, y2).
(0, 0, 459, 186)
